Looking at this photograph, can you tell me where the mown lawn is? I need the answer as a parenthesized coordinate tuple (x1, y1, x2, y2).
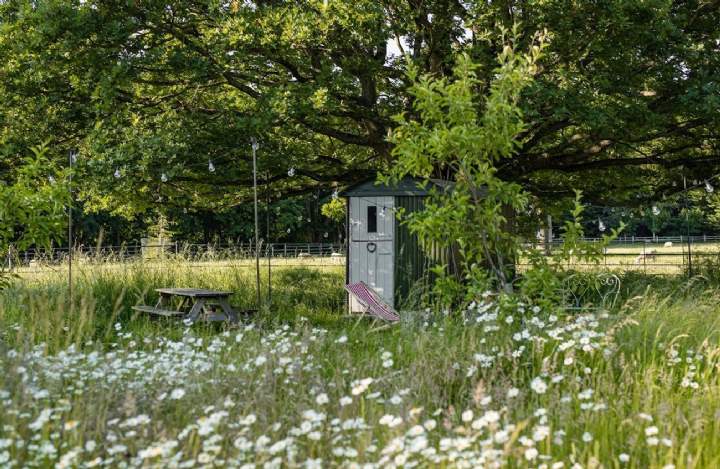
(1, 262, 719, 468)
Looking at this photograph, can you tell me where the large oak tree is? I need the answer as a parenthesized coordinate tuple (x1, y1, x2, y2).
(1, 0, 718, 213)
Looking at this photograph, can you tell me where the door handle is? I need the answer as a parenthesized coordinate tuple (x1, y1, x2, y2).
(366, 242, 377, 253)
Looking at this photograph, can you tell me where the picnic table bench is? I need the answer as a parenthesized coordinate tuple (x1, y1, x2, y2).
(133, 288, 240, 324)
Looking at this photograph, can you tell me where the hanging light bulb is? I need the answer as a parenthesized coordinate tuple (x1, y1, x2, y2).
(286, 228, 291, 234)
(208, 160, 215, 173)
(323, 232, 329, 238)
(161, 172, 168, 183)
(705, 180, 714, 193)
(598, 219, 606, 232)
(114, 168, 121, 179)
(652, 205, 661, 216)
(288, 167, 296, 177)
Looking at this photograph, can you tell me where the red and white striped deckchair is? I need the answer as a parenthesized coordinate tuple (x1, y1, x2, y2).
(344, 281, 400, 322)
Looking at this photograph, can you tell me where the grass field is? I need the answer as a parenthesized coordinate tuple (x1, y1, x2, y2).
(594, 241, 717, 273)
(14, 239, 720, 277)
(516, 240, 720, 275)
(2, 261, 720, 467)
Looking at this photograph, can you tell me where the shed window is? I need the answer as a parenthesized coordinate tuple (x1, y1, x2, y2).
(367, 205, 377, 233)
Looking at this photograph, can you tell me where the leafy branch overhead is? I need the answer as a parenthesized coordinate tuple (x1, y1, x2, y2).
(0, 1, 718, 213)
(0, 142, 69, 287)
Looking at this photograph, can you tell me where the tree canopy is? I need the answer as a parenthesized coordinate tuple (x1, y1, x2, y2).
(1, 0, 719, 224)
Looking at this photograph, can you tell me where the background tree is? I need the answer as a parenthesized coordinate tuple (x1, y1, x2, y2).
(0, 143, 69, 287)
(1, 1, 719, 241)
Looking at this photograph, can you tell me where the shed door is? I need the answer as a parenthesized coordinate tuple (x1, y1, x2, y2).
(349, 196, 394, 311)
(349, 196, 393, 241)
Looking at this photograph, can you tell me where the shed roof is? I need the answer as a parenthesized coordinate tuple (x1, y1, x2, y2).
(340, 176, 451, 197)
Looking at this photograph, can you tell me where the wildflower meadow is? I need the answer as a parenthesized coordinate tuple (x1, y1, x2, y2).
(1, 263, 719, 468)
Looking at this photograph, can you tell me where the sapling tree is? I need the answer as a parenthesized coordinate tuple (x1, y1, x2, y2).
(0, 142, 69, 288)
(521, 191, 624, 309)
(383, 28, 546, 298)
(320, 197, 347, 242)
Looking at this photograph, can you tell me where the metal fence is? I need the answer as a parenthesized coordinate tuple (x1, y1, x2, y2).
(8, 235, 720, 275)
(567, 235, 720, 244)
(6, 242, 345, 269)
(524, 236, 720, 274)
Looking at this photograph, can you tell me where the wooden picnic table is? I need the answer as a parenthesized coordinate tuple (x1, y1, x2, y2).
(133, 288, 239, 324)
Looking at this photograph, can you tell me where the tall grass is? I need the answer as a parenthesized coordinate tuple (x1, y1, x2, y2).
(1, 260, 344, 350)
(1, 262, 719, 467)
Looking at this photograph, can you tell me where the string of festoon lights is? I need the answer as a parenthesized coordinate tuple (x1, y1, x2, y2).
(595, 175, 718, 233)
(110, 157, 336, 239)
(90, 158, 720, 239)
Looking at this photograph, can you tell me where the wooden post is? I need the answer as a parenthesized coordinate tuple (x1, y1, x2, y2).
(68, 149, 75, 311)
(251, 137, 261, 306)
(684, 176, 693, 277)
(268, 245, 272, 304)
(643, 242, 646, 274)
(265, 171, 271, 242)
(543, 214, 553, 256)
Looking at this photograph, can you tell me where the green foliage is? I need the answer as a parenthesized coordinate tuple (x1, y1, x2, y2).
(580, 191, 717, 238)
(554, 191, 625, 266)
(521, 191, 624, 308)
(1, 0, 718, 220)
(690, 252, 720, 286)
(320, 197, 346, 224)
(384, 29, 545, 300)
(517, 264, 563, 309)
(0, 142, 69, 287)
(146, 215, 174, 241)
(0, 0, 387, 217)
(427, 264, 465, 312)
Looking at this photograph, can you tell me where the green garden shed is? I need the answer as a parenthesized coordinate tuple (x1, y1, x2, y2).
(341, 177, 455, 312)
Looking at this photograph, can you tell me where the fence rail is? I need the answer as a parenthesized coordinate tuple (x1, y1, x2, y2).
(524, 235, 720, 274)
(8, 235, 720, 275)
(568, 235, 720, 244)
(6, 242, 345, 268)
